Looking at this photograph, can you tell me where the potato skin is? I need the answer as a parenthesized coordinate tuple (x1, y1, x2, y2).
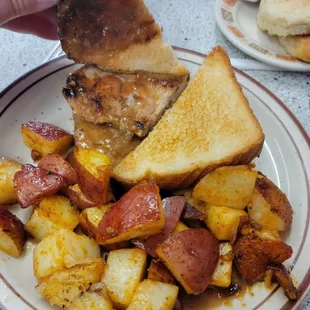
(97, 181, 164, 245)
(147, 260, 175, 284)
(21, 121, 73, 157)
(74, 148, 110, 204)
(38, 154, 77, 185)
(133, 196, 185, 257)
(156, 228, 219, 295)
(0, 157, 21, 205)
(0, 206, 26, 257)
(79, 205, 111, 239)
(67, 184, 97, 210)
(13, 165, 66, 208)
(233, 235, 293, 284)
(256, 174, 293, 230)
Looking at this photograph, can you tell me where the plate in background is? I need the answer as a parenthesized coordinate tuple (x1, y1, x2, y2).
(0, 48, 309, 309)
(215, 0, 310, 71)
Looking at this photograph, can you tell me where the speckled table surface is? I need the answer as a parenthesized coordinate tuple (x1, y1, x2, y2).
(0, 0, 309, 308)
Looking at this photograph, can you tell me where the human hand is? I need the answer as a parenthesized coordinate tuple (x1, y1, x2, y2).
(0, 0, 59, 40)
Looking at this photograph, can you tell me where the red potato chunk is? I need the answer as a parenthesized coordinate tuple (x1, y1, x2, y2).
(13, 165, 66, 208)
(233, 235, 293, 284)
(66, 184, 97, 210)
(97, 181, 164, 245)
(133, 196, 185, 257)
(182, 202, 206, 220)
(147, 259, 175, 284)
(0, 206, 26, 257)
(21, 121, 73, 158)
(74, 148, 111, 205)
(156, 228, 219, 295)
(39, 154, 77, 185)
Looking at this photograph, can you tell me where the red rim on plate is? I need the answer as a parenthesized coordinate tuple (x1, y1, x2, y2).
(0, 47, 309, 310)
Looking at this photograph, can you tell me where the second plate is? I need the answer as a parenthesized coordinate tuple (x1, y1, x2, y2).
(215, 0, 310, 71)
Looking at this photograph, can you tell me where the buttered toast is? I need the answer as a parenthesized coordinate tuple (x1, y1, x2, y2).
(113, 46, 265, 189)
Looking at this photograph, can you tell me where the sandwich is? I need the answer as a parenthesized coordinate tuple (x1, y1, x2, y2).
(58, 0, 190, 164)
(59, 0, 264, 189)
(113, 47, 265, 189)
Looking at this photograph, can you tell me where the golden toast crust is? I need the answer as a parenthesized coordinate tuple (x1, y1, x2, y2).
(112, 46, 265, 189)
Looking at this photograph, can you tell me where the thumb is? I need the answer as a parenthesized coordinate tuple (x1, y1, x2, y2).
(0, 0, 59, 25)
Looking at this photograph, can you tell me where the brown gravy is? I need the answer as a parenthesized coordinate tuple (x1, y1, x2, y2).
(181, 272, 273, 309)
(73, 116, 141, 165)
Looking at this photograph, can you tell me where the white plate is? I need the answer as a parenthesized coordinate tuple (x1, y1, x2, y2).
(215, 0, 310, 71)
(0, 48, 309, 310)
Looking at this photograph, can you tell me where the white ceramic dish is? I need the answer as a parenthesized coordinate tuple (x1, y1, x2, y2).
(0, 48, 309, 310)
(215, 0, 310, 71)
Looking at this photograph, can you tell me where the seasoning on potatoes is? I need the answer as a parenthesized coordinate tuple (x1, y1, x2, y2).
(38, 154, 77, 185)
(0, 206, 26, 257)
(97, 181, 165, 245)
(74, 148, 111, 205)
(233, 235, 293, 284)
(193, 165, 258, 209)
(21, 121, 73, 158)
(0, 157, 21, 205)
(13, 164, 66, 208)
(147, 259, 175, 284)
(156, 228, 219, 295)
(133, 196, 185, 257)
(248, 174, 293, 231)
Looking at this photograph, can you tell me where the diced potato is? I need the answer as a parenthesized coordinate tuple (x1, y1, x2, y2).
(33, 228, 100, 278)
(67, 184, 97, 210)
(103, 248, 147, 309)
(248, 176, 293, 231)
(74, 148, 111, 205)
(271, 265, 298, 300)
(156, 229, 219, 295)
(173, 221, 188, 234)
(241, 226, 281, 241)
(193, 165, 258, 209)
(37, 258, 105, 308)
(25, 196, 80, 240)
(0, 157, 21, 205)
(0, 206, 26, 257)
(97, 182, 164, 245)
(13, 164, 66, 208)
(210, 243, 233, 288)
(183, 190, 206, 213)
(127, 280, 179, 310)
(38, 154, 77, 185)
(21, 121, 73, 157)
(234, 235, 293, 284)
(132, 196, 185, 257)
(148, 260, 175, 284)
(204, 205, 247, 241)
(80, 205, 112, 239)
(68, 282, 113, 310)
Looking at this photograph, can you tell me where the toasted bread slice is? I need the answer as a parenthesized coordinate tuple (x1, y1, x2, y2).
(63, 65, 189, 137)
(113, 47, 265, 189)
(58, 0, 188, 75)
